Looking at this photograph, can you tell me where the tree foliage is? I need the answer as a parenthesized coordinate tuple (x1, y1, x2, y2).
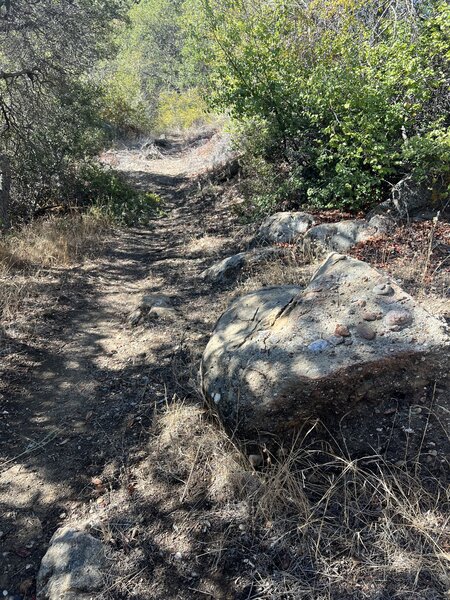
(103, 0, 211, 134)
(183, 0, 450, 211)
(0, 0, 128, 219)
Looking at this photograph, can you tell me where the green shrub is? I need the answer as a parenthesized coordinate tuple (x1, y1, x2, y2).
(155, 88, 211, 132)
(74, 163, 163, 226)
(183, 0, 450, 213)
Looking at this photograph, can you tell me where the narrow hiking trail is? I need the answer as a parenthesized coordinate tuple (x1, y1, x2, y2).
(0, 136, 245, 596)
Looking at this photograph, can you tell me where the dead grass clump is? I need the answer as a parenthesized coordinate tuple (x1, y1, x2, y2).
(4, 213, 111, 268)
(151, 400, 257, 504)
(152, 403, 449, 597)
(237, 249, 319, 298)
(0, 213, 111, 320)
(252, 437, 450, 599)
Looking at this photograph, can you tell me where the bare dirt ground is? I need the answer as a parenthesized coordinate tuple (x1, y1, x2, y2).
(0, 136, 448, 599)
(0, 138, 248, 598)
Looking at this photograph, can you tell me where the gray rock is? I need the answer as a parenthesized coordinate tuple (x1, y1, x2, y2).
(141, 294, 172, 309)
(201, 252, 246, 283)
(37, 527, 107, 600)
(201, 253, 449, 445)
(129, 293, 175, 325)
(304, 219, 377, 253)
(368, 214, 396, 234)
(258, 211, 316, 243)
(147, 305, 178, 320)
(201, 247, 285, 283)
(367, 176, 432, 222)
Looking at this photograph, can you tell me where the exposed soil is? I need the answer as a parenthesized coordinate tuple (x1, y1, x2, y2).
(0, 137, 247, 598)
(0, 136, 448, 600)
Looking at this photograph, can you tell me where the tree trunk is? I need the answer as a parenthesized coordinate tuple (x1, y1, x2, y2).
(0, 154, 11, 230)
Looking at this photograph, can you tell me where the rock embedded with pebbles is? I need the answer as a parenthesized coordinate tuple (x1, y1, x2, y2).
(201, 253, 449, 444)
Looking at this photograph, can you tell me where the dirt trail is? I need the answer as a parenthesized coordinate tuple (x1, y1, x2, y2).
(0, 137, 243, 596)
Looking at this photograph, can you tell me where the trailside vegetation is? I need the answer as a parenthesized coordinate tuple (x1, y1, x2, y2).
(183, 0, 450, 212)
(0, 0, 159, 226)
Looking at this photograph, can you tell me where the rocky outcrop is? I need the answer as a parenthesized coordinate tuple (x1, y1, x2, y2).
(201, 247, 286, 283)
(201, 253, 449, 445)
(258, 211, 316, 244)
(367, 176, 432, 222)
(304, 219, 378, 252)
(37, 527, 107, 600)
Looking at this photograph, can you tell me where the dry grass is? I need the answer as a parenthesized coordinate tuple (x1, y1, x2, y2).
(1, 212, 111, 269)
(237, 248, 320, 297)
(143, 400, 450, 599)
(184, 234, 235, 258)
(0, 213, 111, 320)
(152, 400, 255, 504)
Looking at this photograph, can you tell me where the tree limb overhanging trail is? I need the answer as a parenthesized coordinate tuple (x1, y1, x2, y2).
(0, 136, 243, 596)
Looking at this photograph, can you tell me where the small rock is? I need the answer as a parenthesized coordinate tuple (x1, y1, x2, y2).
(308, 339, 329, 353)
(304, 219, 377, 252)
(201, 248, 285, 283)
(368, 214, 396, 234)
(148, 306, 178, 321)
(37, 527, 106, 600)
(384, 309, 412, 330)
(259, 211, 316, 243)
(428, 450, 438, 457)
(356, 323, 376, 340)
(249, 454, 263, 468)
(328, 335, 344, 346)
(362, 310, 382, 322)
(141, 294, 172, 309)
(335, 324, 350, 337)
(373, 283, 394, 296)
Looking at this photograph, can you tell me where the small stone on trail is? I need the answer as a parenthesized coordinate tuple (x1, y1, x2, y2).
(308, 339, 329, 353)
(384, 309, 412, 330)
(37, 527, 107, 600)
(356, 323, 376, 340)
(362, 310, 382, 322)
(335, 324, 350, 337)
(328, 335, 344, 346)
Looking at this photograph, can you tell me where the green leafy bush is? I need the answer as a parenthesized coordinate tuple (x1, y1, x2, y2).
(184, 0, 450, 213)
(155, 88, 211, 132)
(74, 163, 163, 226)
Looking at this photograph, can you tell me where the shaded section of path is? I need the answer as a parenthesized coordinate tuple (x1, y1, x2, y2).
(0, 139, 244, 595)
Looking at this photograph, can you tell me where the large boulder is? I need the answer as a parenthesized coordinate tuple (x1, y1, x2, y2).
(258, 211, 316, 244)
(37, 527, 107, 600)
(201, 253, 449, 443)
(304, 219, 378, 253)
